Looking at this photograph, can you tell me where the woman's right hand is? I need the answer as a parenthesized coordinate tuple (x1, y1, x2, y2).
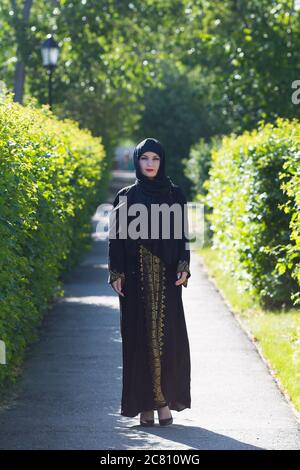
(112, 277, 125, 297)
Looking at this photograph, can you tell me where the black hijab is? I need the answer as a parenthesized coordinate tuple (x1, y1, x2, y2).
(133, 137, 173, 198)
(128, 137, 180, 265)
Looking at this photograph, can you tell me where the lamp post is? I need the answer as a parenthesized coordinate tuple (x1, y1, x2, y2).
(41, 35, 60, 110)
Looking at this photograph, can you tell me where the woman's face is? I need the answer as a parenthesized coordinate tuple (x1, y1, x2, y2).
(138, 151, 160, 179)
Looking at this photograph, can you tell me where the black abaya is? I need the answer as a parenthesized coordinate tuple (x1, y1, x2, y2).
(107, 183, 191, 417)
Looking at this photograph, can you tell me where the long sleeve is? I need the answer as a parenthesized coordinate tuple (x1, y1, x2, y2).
(107, 190, 126, 285)
(176, 187, 191, 288)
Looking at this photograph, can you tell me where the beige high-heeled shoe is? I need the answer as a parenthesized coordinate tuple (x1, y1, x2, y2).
(157, 406, 173, 426)
(140, 411, 155, 426)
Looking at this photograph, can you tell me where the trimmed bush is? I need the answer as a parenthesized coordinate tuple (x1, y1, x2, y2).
(205, 117, 300, 309)
(0, 94, 106, 392)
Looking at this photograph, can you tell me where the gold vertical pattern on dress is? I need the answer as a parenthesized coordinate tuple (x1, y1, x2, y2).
(139, 243, 167, 408)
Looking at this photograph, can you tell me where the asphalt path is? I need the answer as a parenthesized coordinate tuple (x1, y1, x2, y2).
(0, 172, 299, 450)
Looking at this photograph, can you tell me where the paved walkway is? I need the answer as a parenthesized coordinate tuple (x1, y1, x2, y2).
(0, 173, 299, 450)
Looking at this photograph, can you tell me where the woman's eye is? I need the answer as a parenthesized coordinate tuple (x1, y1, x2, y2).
(140, 156, 159, 161)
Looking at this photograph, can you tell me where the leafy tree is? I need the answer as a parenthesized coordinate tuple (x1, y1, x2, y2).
(180, 0, 300, 132)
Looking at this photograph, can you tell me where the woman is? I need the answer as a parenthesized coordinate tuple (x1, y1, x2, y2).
(107, 137, 191, 427)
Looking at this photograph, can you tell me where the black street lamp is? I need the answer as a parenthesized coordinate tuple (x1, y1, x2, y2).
(41, 35, 60, 110)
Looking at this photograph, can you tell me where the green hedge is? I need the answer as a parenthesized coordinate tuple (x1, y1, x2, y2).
(205, 117, 300, 309)
(0, 94, 107, 392)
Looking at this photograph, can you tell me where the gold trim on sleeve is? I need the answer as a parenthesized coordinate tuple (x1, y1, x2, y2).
(176, 259, 191, 287)
(108, 270, 125, 284)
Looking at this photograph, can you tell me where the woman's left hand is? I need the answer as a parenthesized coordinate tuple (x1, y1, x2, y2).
(175, 271, 188, 286)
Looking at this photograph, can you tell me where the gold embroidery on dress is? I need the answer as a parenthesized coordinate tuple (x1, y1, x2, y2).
(139, 243, 167, 408)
